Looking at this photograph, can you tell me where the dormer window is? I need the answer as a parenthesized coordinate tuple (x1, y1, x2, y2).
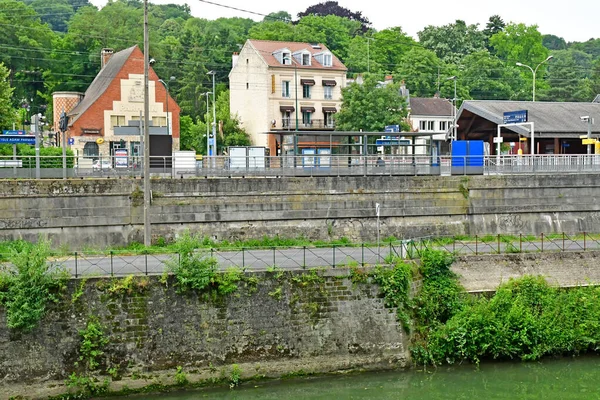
(314, 51, 333, 67)
(302, 53, 311, 66)
(273, 48, 292, 65)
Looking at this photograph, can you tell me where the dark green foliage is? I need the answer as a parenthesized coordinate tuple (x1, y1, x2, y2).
(166, 232, 217, 293)
(414, 274, 600, 366)
(371, 260, 413, 330)
(0, 239, 68, 332)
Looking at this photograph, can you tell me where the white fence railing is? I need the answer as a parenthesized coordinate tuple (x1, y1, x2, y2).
(1, 154, 600, 179)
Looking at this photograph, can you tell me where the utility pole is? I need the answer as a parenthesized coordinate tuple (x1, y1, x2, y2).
(32, 113, 40, 179)
(207, 71, 217, 161)
(143, 0, 151, 247)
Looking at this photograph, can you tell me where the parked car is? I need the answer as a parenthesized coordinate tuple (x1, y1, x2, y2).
(92, 160, 112, 171)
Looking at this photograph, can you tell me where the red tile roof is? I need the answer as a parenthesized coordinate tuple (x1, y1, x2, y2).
(247, 40, 347, 71)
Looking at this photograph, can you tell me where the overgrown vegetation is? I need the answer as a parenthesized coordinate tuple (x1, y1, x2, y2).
(67, 318, 110, 396)
(371, 260, 414, 331)
(0, 239, 68, 332)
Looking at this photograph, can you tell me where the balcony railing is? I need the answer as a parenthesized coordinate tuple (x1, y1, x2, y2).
(275, 119, 336, 130)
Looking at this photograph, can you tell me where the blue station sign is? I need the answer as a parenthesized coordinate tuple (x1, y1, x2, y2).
(0, 135, 36, 145)
(503, 110, 528, 124)
(2, 130, 26, 135)
(384, 125, 400, 133)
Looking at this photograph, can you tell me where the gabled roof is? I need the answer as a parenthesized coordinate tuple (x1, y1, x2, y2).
(459, 100, 600, 136)
(409, 97, 454, 117)
(68, 45, 137, 124)
(247, 40, 347, 71)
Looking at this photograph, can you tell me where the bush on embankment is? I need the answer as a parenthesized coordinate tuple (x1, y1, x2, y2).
(410, 252, 600, 366)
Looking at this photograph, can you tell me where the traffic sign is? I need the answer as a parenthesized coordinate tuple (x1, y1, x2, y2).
(503, 110, 528, 124)
(582, 139, 596, 145)
(493, 137, 504, 143)
(0, 135, 35, 145)
(384, 125, 400, 133)
(68, 138, 75, 145)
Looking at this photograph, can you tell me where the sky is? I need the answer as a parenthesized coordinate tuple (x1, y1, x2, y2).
(89, 0, 599, 43)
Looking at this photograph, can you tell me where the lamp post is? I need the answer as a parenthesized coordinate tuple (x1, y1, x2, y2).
(206, 71, 217, 158)
(143, 0, 151, 247)
(581, 116, 594, 155)
(446, 76, 457, 141)
(203, 92, 212, 157)
(516, 56, 553, 102)
(158, 76, 175, 135)
(283, 56, 299, 161)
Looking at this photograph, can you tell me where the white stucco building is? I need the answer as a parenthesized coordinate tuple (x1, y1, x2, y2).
(229, 40, 347, 155)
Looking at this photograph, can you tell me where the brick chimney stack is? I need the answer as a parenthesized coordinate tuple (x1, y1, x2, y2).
(232, 52, 239, 69)
(101, 48, 114, 69)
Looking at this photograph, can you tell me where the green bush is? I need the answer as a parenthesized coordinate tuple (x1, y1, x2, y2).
(166, 232, 217, 293)
(417, 276, 600, 366)
(0, 239, 68, 332)
(18, 146, 75, 168)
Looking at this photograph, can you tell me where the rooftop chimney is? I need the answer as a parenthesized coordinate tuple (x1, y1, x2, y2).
(232, 52, 239, 69)
(385, 75, 393, 83)
(101, 48, 114, 69)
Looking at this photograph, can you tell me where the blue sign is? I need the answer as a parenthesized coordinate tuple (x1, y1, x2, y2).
(68, 138, 75, 145)
(384, 125, 400, 133)
(208, 138, 215, 146)
(2, 130, 26, 135)
(0, 135, 35, 145)
(503, 110, 528, 124)
(376, 139, 411, 146)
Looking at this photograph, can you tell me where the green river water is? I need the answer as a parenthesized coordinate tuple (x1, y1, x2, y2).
(118, 356, 600, 400)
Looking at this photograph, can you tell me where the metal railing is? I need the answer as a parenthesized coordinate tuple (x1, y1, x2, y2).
(3, 154, 600, 179)
(2, 232, 599, 278)
(276, 119, 336, 130)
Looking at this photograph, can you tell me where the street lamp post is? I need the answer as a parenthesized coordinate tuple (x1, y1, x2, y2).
(158, 76, 175, 135)
(203, 92, 212, 158)
(516, 56, 553, 102)
(283, 56, 299, 161)
(446, 76, 458, 142)
(206, 71, 217, 158)
(143, 0, 151, 247)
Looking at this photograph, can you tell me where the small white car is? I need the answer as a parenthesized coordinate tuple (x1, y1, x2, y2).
(92, 160, 112, 171)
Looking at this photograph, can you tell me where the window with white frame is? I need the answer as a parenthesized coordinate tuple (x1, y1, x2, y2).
(427, 121, 435, 131)
(324, 86, 333, 100)
(302, 53, 311, 66)
(282, 52, 291, 64)
(440, 121, 447, 131)
(282, 81, 290, 98)
(323, 53, 332, 67)
(419, 120, 427, 131)
(303, 84, 311, 99)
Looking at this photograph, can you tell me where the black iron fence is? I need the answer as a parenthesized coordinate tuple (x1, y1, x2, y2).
(2, 232, 600, 278)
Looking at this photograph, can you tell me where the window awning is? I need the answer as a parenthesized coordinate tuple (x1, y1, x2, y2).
(280, 105, 295, 112)
(322, 107, 337, 113)
(322, 80, 337, 86)
(300, 79, 315, 86)
(301, 106, 316, 113)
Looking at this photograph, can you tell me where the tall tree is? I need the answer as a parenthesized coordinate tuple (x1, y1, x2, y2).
(0, 63, 16, 129)
(295, 15, 361, 61)
(395, 47, 443, 97)
(539, 49, 594, 102)
(460, 50, 524, 100)
(418, 20, 486, 64)
(542, 34, 567, 51)
(490, 23, 550, 98)
(336, 75, 407, 132)
(29, 0, 74, 33)
(297, 1, 370, 33)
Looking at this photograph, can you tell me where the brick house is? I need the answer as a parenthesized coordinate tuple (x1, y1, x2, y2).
(53, 46, 180, 162)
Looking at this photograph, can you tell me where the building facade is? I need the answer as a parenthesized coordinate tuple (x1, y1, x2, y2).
(407, 96, 455, 155)
(229, 40, 347, 155)
(53, 46, 180, 163)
